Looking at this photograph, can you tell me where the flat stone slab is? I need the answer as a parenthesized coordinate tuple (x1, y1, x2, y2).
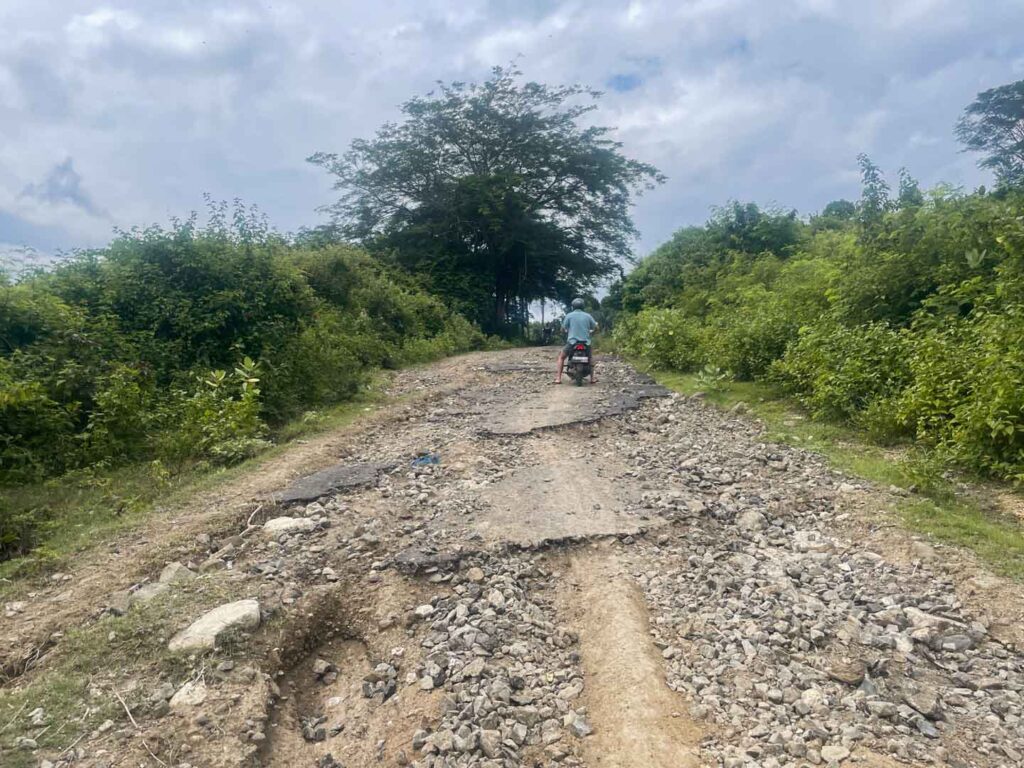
(483, 382, 671, 436)
(168, 599, 261, 652)
(277, 462, 391, 504)
(262, 516, 318, 538)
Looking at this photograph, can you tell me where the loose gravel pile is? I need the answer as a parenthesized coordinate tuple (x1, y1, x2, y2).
(404, 555, 589, 768)
(626, 395, 1024, 767)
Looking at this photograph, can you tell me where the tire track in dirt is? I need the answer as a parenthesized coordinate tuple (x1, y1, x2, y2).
(561, 546, 703, 768)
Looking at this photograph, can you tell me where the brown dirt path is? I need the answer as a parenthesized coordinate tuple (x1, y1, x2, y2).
(561, 546, 703, 768)
(0, 358, 491, 679)
(5, 347, 1024, 768)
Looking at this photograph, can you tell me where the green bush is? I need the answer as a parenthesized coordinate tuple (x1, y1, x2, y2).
(157, 358, 269, 465)
(612, 309, 706, 370)
(897, 277, 1024, 480)
(613, 184, 1024, 481)
(771, 321, 911, 423)
(0, 359, 76, 484)
(1, 211, 488, 560)
(701, 293, 799, 380)
(0, 494, 45, 559)
(84, 364, 160, 462)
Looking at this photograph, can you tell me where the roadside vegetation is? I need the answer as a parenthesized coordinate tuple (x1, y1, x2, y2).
(612, 79, 1024, 572)
(0, 202, 488, 566)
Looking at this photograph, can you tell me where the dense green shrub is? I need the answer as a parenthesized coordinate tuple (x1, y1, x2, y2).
(896, 272, 1024, 480)
(0, 358, 76, 483)
(613, 183, 1024, 482)
(156, 359, 269, 465)
(613, 309, 706, 370)
(0, 216, 486, 495)
(771, 321, 911, 424)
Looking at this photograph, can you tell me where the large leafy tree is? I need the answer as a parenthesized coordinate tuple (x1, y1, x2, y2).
(956, 79, 1024, 188)
(309, 67, 663, 332)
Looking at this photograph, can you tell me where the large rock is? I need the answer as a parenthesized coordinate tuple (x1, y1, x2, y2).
(828, 659, 866, 686)
(169, 680, 207, 710)
(159, 561, 197, 584)
(393, 547, 464, 574)
(736, 510, 767, 532)
(904, 606, 963, 631)
(129, 582, 170, 606)
(168, 599, 261, 652)
(479, 729, 502, 757)
(106, 590, 132, 616)
(262, 517, 318, 538)
(903, 686, 943, 720)
(821, 745, 850, 763)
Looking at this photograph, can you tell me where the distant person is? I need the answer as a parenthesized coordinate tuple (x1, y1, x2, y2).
(554, 298, 598, 384)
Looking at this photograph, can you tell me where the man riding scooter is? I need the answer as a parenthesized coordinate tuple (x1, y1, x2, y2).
(554, 298, 598, 385)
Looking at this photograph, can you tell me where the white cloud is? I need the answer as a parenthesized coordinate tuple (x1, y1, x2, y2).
(0, 0, 1022, 258)
(65, 7, 141, 52)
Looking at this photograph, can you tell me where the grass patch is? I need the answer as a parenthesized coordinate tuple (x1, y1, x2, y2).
(0, 379, 388, 593)
(901, 498, 1024, 580)
(0, 579, 244, 766)
(648, 367, 1024, 579)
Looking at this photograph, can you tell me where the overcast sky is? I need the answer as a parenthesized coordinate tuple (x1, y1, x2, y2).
(2, 0, 1023, 264)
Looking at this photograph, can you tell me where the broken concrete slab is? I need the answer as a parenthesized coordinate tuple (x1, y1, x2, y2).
(393, 547, 466, 574)
(604, 383, 672, 417)
(482, 381, 671, 437)
(276, 462, 392, 504)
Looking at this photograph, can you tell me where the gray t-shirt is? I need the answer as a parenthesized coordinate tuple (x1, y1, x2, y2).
(562, 310, 597, 343)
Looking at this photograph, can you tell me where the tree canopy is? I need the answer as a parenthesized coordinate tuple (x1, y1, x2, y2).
(956, 79, 1024, 188)
(309, 67, 663, 333)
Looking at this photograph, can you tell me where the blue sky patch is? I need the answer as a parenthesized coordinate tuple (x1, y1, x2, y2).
(607, 72, 643, 92)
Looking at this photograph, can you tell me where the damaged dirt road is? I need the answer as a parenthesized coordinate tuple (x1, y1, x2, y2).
(3, 348, 1024, 768)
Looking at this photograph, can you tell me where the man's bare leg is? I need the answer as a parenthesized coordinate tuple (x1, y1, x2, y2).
(554, 351, 565, 383)
(590, 357, 597, 384)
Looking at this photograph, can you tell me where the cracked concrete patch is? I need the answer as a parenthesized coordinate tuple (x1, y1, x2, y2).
(277, 462, 393, 504)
